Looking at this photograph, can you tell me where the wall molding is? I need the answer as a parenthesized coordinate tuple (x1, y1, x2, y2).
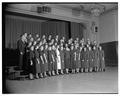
(6, 7, 89, 24)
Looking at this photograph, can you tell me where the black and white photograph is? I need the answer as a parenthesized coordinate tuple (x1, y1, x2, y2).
(2, 2, 118, 94)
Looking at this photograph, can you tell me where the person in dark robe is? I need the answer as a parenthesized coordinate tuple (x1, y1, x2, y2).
(64, 44, 70, 74)
(51, 45, 57, 75)
(74, 44, 80, 73)
(34, 34, 39, 41)
(28, 46, 35, 80)
(47, 35, 52, 43)
(39, 46, 45, 78)
(17, 35, 26, 69)
(78, 46, 82, 72)
(82, 47, 89, 72)
(55, 35, 59, 45)
(98, 46, 105, 71)
(43, 44, 49, 77)
(27, 33, 32, 43)
(80, 47, 84, 73)
(88, 46, 94, 72)
(48, 46, 53, 76)
(93, 46, 99, 72)
(70, 44, 75, 73)
(34, 45, 41, 79)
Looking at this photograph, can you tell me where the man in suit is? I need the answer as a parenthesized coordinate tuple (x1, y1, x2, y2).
(17, 34, 27, 70)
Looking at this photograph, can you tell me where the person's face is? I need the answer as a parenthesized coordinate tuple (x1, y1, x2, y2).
(56, 35, 58, 39)
(99, 47, 102, 50)
(84, 48, 86, 51)
(52, 46, 55, 50)
(37, 38, 40, 41)
(93, 47, 96, 50)
(36, 34, 39, 38)
(65, 44, 68, 47)
(61, 47, 63, 50)
(71, 46, 74, 50)
(29, 34, 32, 38)
(36, 46, 39, 50)
(34, 41, 37, 45)
(87, 44, 89, 47)
(75, 45, 78, 49)
(55, 43, 57, 46)
(43, 35, 45, 39)
(57, 45, 59, 49)
(49, 47, 51, 50)
(24, 33, 27, 37)
(49, 35, 51, 39)
(45, 45, 48, 49)
(94, 41, 97, 45)
(80, 47, 82, 51)
(30, 38, 34, 42)
(29, 42, 32, 46)
(41, 46, 44, 50)
(89, 47, 91, 51)
(81, 43, 84, 46)
(31, 46, 34, 51)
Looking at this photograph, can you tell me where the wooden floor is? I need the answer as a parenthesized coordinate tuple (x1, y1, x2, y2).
(5, 67, 118, 94)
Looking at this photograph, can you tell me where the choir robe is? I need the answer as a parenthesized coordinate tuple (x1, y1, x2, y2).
(89, 50, 94, 68)
(28, 50, 35, 74)
(39, 50, 45, 73)
(93, 49, 99, 68)
(43, 49, 49, 72)
(64, 49, 70, 69)
(48, 50, 53, 71)
(78, 50, 81, 68)
(99, 50, 105, 69)
(60, 50, 65, 70)
(51, 50, 57, 70)
(34, 50, 41, 73)
(74, 49, 80, 68)
(80, 49, 84, 68)
(83, 49, 89, 68)
(70, 49, 75, 69)
(17, 39, 26, 68)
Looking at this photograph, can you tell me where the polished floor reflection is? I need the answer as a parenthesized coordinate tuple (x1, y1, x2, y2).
(6, 67, 118, 93)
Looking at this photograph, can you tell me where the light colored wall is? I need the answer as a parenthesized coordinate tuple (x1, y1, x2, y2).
(99, 9, 118, 43)
(7, 4, 99, 42)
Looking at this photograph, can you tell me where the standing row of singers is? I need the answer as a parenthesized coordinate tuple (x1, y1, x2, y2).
(17, 33, 105, 80)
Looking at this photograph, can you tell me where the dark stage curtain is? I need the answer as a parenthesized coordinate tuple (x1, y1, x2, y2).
(70, 22, 84, 40)
(41, 21, 69, 40)
(5, 15, 69, 49)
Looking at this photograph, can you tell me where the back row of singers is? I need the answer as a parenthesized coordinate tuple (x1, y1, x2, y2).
(17, 33, 105, 80)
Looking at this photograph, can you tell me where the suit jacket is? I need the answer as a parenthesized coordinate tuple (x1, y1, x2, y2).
(17, 39, 26, 54)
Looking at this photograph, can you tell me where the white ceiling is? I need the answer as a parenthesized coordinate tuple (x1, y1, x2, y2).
(52, 3, 118, 13)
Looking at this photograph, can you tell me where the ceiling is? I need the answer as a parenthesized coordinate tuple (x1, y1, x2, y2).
(52, 3, 118, 14)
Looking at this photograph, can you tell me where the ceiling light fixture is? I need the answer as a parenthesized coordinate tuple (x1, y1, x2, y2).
(90, 4, 105, 16)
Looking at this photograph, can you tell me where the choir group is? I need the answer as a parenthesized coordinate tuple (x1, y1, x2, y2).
(17, 33, 105, 80)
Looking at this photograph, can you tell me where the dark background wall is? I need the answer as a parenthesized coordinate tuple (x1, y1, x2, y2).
(100, 41, 118, 66)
